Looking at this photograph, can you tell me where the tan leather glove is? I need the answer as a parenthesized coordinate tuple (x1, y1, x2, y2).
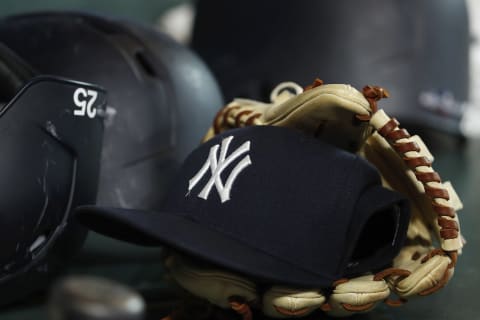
(170, 79, 464, 318)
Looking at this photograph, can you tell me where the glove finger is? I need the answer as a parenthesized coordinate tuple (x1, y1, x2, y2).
(165, 253, 258, 309)
(390, 245, 454, 299)
(262, 286, 326, 318)
(205, 81, 373, 151)
(325, 275, 390, 317)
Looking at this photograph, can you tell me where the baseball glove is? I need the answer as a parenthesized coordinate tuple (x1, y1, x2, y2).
(164, 79, 464, 319)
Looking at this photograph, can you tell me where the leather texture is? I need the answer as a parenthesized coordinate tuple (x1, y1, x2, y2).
(175, 79, 464, 317)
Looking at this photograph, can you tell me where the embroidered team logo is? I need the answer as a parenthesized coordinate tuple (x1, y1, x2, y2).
(187, 136, 252, 203)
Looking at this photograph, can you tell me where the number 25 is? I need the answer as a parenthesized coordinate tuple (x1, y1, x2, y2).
(73, 88, 98, 118)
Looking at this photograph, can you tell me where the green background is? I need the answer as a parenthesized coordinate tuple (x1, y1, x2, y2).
(0, 2, 478, 319)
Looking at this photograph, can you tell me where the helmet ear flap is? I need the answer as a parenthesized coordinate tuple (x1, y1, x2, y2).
(0, 76, 106, 305)
(0, 43, 36, 104)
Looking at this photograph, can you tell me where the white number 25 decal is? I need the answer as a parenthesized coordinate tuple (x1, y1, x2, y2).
(73, 88, 98, 118)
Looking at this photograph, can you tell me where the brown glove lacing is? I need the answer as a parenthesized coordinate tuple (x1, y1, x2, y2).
(211, 79, 327, 135)
(362, 85, 460, 250)
(228, 296, 253, 320)
(212, 105, 262, 135)
(362, 85, 458, 300)
(319, 84, 459, 312)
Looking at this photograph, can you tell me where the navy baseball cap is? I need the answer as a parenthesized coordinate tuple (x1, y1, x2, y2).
(76, 126, 410, 287)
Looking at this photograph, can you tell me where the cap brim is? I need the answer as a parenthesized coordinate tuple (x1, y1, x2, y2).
(75, 206, 336, 287)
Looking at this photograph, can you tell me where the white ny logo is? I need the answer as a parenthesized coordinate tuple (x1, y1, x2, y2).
(188, 136, 252, 203)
